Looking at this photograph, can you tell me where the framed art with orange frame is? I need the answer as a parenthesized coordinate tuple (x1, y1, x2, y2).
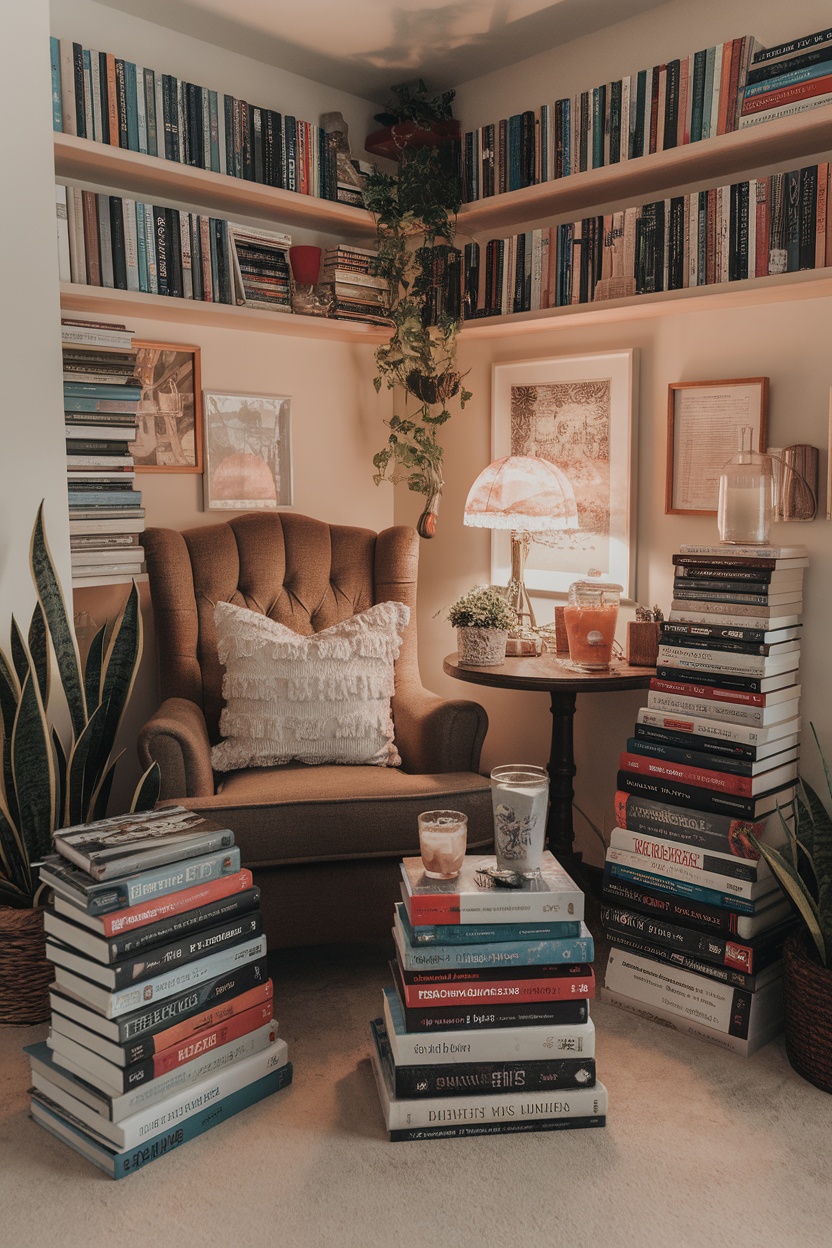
(666, 377, 768, 515)
(130, 342, 203, 472)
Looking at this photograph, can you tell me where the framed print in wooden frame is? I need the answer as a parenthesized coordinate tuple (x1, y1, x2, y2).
(203, 391, 293, 511)
(131, 342, 203, 472)
(666, 377, 768, 515)
(491, 349, 637, 599)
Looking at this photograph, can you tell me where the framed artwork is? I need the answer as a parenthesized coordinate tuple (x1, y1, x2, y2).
(203, 391, 293, 511)
(491, 350, 637, 599)
(130, 342, 202, 472)
(666, 378, 768, 515)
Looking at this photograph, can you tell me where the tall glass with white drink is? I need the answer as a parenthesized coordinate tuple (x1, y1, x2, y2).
(490, 765, 549, 874)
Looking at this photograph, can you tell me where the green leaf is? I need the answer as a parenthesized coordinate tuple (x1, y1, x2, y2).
(131, 761, 161, 813)
(0, 648, 21, 832)
(11, 670, 56, 863)
(30, 501, 87, 740)
(28, 601, 50, 709)
(84, 624, 106, 713)
(95, 582, 143, 784)
(52, 727, 67, 832)
(90, 753, 122, 822)
(749, 834, 826, 965)
(65, 702, 108, 827)
(10, 617, 28, 688)
(0, 793, 31, 896)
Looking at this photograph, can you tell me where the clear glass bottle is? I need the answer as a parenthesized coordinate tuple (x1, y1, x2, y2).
(717, 426, 775, 545)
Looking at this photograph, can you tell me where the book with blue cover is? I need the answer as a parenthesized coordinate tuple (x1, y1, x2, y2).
(393, 903, 594, 970)
(398, 897, 582, 945)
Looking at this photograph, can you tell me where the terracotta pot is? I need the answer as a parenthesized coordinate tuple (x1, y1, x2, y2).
(783, 930, 832, 1094)
(417, 492, 441, 540)
(0, 905, 52, 1025)
(457, 627, 508, 667)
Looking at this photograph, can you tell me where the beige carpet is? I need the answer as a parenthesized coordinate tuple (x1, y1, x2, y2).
(1, 940, 831, 1248)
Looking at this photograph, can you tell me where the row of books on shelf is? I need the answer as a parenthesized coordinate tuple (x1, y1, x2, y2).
(462, 163, 832, 318)
(461, 24, 832, 203)
(599, 542, 806, 1056)
(62, 331, 146, 579)
(57, 185, 293, 310)
(50, 37, 344, 201)
(371, 853, 606, 1140)
(462, 33, 757, 202)
(28, 805, 291, 1179)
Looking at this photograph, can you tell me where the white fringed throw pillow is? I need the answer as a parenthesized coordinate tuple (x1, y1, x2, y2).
(211, 599, 410, 770)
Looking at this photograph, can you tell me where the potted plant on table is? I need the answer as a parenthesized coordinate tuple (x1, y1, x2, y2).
(749, 725, 832, 1093)
(0, 505, 159, 1024)
(363, 81, 471, 539)
(447, 585, 515, 668)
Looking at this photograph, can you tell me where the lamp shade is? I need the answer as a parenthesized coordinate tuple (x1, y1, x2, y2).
(463, 455, 579, 531)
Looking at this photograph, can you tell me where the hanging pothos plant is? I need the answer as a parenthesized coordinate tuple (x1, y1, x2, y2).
(363, 82, 471, 538)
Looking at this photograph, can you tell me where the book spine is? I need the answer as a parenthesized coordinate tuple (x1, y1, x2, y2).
(69, 845, 242, 916)
(107, 889, 260, 959)
(600, 904, 778, 974)
(402, 972, 594, 1007)
(753, 28, 832, 65)
(651, 676, 770, 704)
(609, 827, 762, 882)
(400, 996, 589, 1032)
(602, 870, 774, 938)
(605, 860, 765, 915)
(391, 1055, 597, 1098)
(619, 751, 762, 799)
(604, 929, 773, 992)
(646, 692, 790, 726)
(617, 769, 792, 819)
(100, 869, 253, 937)
(397, 933, 594, 970)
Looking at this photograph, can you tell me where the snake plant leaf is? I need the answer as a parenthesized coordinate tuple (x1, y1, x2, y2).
(30, 501, 87, 740)
(750, 834, 827, 966)
(0, 875, 30, 909)
(0, 794, 31, 896)
(98, 582, 142, 755)
(10, 616, 29, 688)
(65, 701, 108, 828)
(84, 624, 106, 713)
(52, 727, 67, 834)
(798, 778, 832, 935)
(811, 722, 832, 806)
(28, 601, 50, 709)
(0, 650, 21, 833)
(90, 752, 122, 823)
(10, 670, 56, 863)
(131, 761, 161, 813)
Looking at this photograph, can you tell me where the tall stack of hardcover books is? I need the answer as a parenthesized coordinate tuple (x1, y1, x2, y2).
(62, 320, 146, 584)
(370, 851, 607, 1141)
(601, 542, 806, 1056)
(27, 806, 291, 1179)
(740, 25, 832, 129)
(322, 245, 392, 326)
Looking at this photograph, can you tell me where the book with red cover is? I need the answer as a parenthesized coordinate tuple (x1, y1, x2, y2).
(741, 73, 832, 114)
(400, 852, 584, 927)
(52, 869, 254, 937)
(395, 954, 595, 1007)
(618, 751, 798, 798)
(649, 677, 796, 707)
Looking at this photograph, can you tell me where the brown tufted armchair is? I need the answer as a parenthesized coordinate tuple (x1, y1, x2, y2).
(138, 512, 492, 947)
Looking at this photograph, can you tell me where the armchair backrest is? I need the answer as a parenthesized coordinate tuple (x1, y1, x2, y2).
(143, 512, 420, 743)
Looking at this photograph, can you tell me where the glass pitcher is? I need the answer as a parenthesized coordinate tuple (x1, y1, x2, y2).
(563, 581, 622, 671)
(717, 426, 775, 545)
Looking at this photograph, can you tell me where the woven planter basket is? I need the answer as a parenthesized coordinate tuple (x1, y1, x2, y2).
(0, 905, 52, 1025)
(783, 930, 832, 1094)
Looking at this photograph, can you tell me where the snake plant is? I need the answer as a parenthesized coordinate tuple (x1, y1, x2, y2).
(0, 504, 159, 907)
(749, 724, 832, 967)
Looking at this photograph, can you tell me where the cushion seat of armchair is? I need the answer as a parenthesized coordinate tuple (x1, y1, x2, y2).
(193, 764, 493, 867)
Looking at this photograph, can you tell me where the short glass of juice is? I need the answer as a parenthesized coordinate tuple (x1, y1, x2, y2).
(563, 580, 622, 671)
(417, 810, 468, 879)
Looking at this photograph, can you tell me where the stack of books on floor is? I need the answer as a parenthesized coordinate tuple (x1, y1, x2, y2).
(322, 245, 392, 326)
(740, 24, 832, 129)
(370, 851, 606, 1141)
(62, 319, 146, 584)
(27, 806, 291, 1179)
(601, 541, 805, 1056)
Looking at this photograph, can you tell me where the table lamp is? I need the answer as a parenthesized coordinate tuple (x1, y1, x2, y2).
(463, 454, 579, 632)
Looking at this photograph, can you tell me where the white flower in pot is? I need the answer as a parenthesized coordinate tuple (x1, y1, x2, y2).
(447, 585, 515, 667)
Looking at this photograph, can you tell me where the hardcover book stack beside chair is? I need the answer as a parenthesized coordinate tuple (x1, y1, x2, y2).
(601, 543, 806, 1055)
(370, 852, 607, 1140)
(27, 806, 292, 1179)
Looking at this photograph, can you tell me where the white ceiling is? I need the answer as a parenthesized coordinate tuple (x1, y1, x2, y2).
(96, 0, 671, 101)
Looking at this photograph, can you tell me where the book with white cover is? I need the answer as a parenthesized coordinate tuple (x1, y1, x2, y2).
(637, 708, 801, 747)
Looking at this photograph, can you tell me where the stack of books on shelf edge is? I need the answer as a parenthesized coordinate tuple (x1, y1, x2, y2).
(62, 319, 146, 583)
(28, 806, 291, 1179)
(462, 33, 760, 203)
(462, 159, 832, 321)
(50, 37, 339, 201)
(322, 245, 392, 327)
(740, 25, 832, 128)
(371, 851, 606, 1141)
(601, 542, 806, 1056)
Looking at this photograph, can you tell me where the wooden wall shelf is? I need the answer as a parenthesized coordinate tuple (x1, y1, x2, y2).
(54, 133, 375, 238)
(59, 283, 389, 342)
(457, 104, 832, 234)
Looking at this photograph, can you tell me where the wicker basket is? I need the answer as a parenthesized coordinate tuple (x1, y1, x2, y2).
(0, 905, 52, 1025)
(783, 931, 832, 1094)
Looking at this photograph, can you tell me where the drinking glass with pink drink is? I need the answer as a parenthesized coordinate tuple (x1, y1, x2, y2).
(563, 581, 622, 671)
(418, 811, 468, 879)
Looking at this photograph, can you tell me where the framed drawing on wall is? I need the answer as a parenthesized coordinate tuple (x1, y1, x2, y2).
(130, 342, 202, 472)
(203, 391, 293, 511)
(666, 377, 768, 515)
(491, 350, 638, 599)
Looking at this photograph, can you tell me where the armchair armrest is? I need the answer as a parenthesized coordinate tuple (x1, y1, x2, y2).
(392, 686, 488, 775)
(138, 697, 215, 800)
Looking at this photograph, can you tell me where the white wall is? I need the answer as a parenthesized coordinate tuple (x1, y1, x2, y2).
(0, 4, 71, 643)
(407, 0, 832, 865)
